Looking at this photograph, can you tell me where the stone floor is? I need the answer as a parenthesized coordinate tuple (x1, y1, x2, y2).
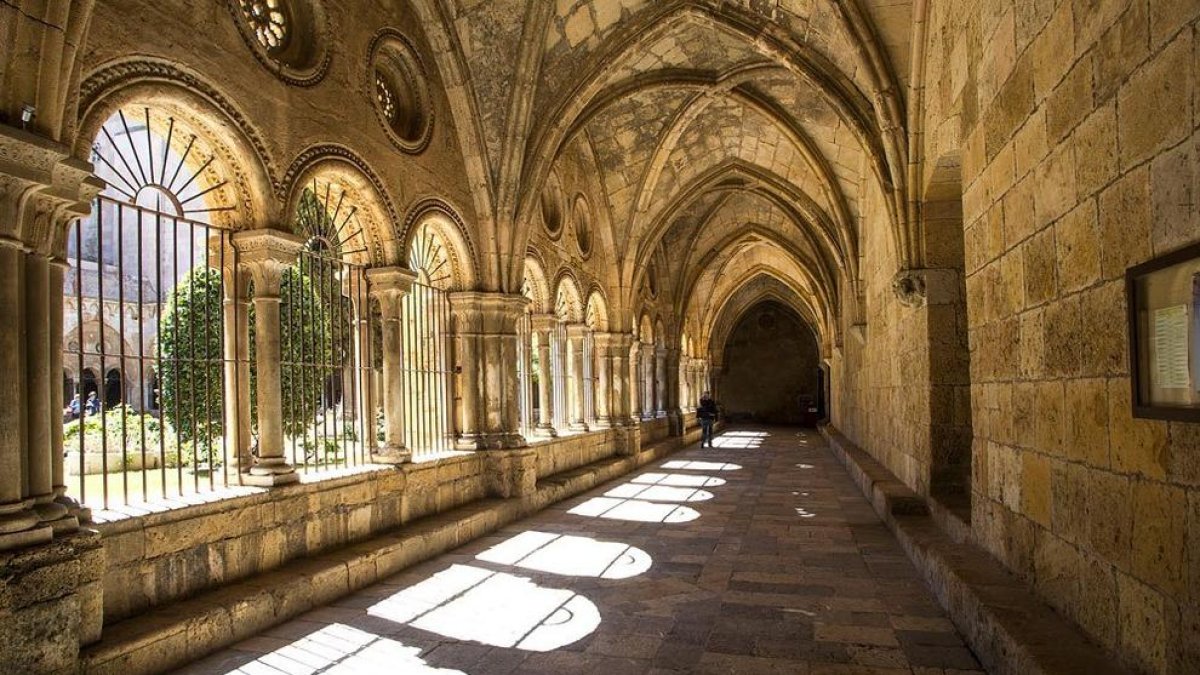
(176, 427, 984, 674)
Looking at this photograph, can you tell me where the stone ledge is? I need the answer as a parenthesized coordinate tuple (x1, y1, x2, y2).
(79, 433, 693, 675)
(819, 425, 1126, 675)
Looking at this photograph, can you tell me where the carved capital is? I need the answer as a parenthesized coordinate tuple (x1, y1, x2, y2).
(593, 331, 632, 351)
(232, 229, 304, 297)
(448, 292, 528, 334)
(529, 313, 559, 333)
(0, 126, 103, 255)
(367, 266, 418, 316)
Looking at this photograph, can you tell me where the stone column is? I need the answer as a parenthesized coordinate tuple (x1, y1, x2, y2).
(25, 253, 71, 530)
(665, 347, 683, 435)
(0, 128, 98, 550)
(566, 324, 589, 431)
(49, 258, 87, 523)
(0, 240, 48, 550)
(531, 314, 557, 436)
(642, 345, 656, 419)
(217, 236, 253, 472)
(351, 272, 376, 452)
(592, 332, 620, 428)
(629, 342, 641, 422)
(234, 230, 304, 487)
(449, 292, 528, 449)
(367, 267, 417, 463)
(655, 346, 668, 417)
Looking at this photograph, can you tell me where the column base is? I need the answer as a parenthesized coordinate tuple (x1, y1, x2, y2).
(55, 492, 92, 525)
(0, 518, 52, 551)
(568, 422, 590, 433)
(533, 424, 558, 438)
(243, 460, 299, 487)
(33, 500, 76, 534)
(461, 432, 528, 450)
(591, 417, 613, 429)
(371, 445, 412, 464)
(33, 499, 68, 523)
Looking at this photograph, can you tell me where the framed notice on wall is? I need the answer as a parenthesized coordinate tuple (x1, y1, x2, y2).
(1127, 242, 1200, 421)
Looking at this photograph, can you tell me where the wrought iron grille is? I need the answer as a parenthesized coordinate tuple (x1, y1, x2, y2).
(280, 243, 374, 475)
(64, 196, 235, 510)
(400, 278, 454, 459)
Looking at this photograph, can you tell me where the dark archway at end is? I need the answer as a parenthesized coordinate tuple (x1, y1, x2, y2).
(720, 301, 822, 426)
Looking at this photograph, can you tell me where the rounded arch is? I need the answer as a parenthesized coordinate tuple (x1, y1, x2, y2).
(553, 270, 584, 323)
(402, 199, 479, 291)
(584, 288, 609, 331)
(521, 251, 551, 314)
(281, 145, 401, 265)
(75, 58, 278, 229)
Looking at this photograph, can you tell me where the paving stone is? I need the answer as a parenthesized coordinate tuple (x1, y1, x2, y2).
(177, 428, 980, 674)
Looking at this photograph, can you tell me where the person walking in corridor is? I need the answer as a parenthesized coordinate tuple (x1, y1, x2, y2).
(698, 391, 718, 448)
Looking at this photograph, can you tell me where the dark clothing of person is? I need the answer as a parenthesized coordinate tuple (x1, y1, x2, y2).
(698, 397, 718, 448)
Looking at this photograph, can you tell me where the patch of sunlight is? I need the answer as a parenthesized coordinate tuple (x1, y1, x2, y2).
(475, 531, 652, 579)
(712, 437, 763, 449)
(567, 496, 700, 523)
(630, 472, 725, 488)
(795, 463, 815, 469)
(368, 564, 600, 652)
(723, 431, 770, 438)
(794, 507, 817, 518)
(221, 623, 463, 674)
(604, 483, 714, 503)
(661, 460, 741, 471)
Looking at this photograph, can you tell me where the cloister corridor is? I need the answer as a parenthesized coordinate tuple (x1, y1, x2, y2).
(178, 428, 981, 675)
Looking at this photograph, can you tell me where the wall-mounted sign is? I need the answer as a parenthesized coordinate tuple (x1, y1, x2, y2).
(1127, 242, 1200, 421)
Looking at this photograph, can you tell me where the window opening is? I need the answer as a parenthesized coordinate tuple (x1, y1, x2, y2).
(64, 107, 235, 511)
(402, 224, 454, 458)
(283, 185, 374, 475)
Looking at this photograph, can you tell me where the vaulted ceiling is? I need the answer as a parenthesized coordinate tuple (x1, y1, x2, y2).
(410, 0, 915, 347)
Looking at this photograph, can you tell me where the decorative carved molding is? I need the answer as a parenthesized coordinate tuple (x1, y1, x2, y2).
(0, 128, 104, 255)
(401, 196, 479, 286)
(225, 0, 332, 87)
(280, 143, 402, 265)
(891, 269, 927, 308)
(366, 28, 435, 155)
(76, 58, 280, 225)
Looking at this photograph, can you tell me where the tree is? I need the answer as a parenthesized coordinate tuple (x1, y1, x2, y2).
(158, 265, 333, 462)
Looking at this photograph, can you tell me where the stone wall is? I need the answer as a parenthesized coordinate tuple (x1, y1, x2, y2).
(836, 177, 939, 497)
(94, 426, 664, 626)
(531, 428, 619, 478)
(639, 416, 672, 446)
(97, 455, 488, 623)
(849, 2, 1200, 672)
